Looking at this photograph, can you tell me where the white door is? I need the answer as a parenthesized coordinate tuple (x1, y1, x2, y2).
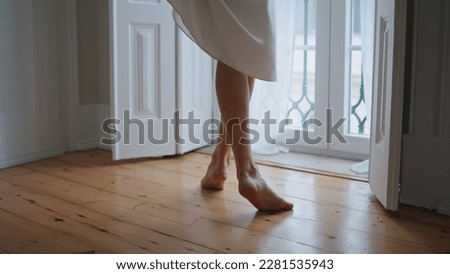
(110, 0, 176, 160)
(368, 0, 407, 211)
(176, 32, 214, 154)
(0, 0, 63, 169)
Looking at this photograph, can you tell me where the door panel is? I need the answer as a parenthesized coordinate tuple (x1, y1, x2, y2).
(368, 0, 407, 210)
(110, 0, 176, 160)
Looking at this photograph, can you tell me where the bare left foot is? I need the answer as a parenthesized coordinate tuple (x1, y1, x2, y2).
(201, 161, 227, 190)
(201, 146, 231, 190)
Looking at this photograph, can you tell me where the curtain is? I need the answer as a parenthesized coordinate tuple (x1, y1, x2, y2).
(249, 0, 297, 155)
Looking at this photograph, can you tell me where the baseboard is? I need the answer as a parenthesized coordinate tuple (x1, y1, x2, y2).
(98, 142, 112, 151)
(76, 139, 101, 151)
(76, 139, 112, 152)
(0, 147, 64, 169)
(65, 104, 112, 152)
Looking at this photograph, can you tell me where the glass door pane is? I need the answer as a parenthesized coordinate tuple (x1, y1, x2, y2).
(281, 0, 374, 159)
(287, 0, 317, 128)
(327, 0, 373, 156)
(280, 0, 329, 152)
(348, 0, 370, 136)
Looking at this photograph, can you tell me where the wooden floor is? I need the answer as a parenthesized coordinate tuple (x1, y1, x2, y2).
(0, 150, 449, 254)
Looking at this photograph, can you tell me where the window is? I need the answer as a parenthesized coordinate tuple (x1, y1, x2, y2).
(282, 0, 374, 159)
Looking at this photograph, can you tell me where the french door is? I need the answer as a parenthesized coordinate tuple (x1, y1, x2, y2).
(279, 0, 407, 210)
(110, 0, 213, 160)
(281, 0, 373, 159)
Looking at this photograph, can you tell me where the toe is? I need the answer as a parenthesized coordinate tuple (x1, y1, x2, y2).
(283, 201, 294, 210)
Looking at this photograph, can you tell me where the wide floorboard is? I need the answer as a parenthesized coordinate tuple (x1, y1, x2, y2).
(0, 150, 449, 254)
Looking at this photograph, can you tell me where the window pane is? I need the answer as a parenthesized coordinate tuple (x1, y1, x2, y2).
(349, 50, 368, 134)
(348, 0, 370, 135)
(287, 0, 316, 128)
(351, 0, 361, 46)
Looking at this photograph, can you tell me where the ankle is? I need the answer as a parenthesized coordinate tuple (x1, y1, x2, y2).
(237, 162, 259, 180)
(212, 148, 230, 166)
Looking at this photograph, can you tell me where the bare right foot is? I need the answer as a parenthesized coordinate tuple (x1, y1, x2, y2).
(238, 172, 294, 212)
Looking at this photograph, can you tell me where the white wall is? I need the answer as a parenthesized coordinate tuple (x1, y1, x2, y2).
(400, 0, 450, 211)
(0, 0, 64, 168)
(76, 0, 110, 105)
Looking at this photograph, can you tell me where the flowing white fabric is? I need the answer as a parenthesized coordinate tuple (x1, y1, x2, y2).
(249, 0, 297, 155)
(168, 0, 277, 81)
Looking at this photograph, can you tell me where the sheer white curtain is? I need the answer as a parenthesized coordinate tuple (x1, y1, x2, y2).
(249, 0, 297, 155)
(351, 0, 375, 174)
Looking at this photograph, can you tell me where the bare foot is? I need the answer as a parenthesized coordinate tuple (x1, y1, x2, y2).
(238, 173, 294, 212)
(201, 161, 227, 190)
(201, 147, 230, 190)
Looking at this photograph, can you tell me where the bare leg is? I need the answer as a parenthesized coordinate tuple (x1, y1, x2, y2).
(200, 120, 230, 190)
(213, 62, 293, 211)
(201, 75, 255, 190)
